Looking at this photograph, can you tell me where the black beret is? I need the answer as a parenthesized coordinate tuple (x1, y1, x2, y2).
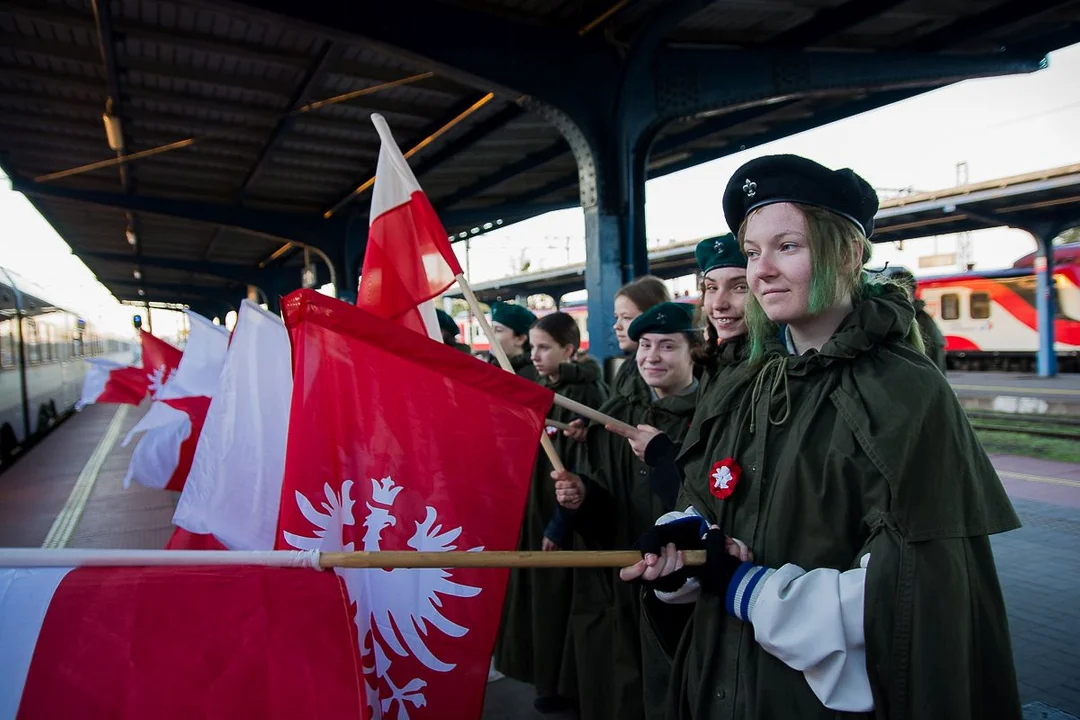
(435, 308, 459, 336)
(722, 154, 879, 238)
(695, 233, 746, 274)
(491, 302, 537, 336)
(628, 301, 696, 342)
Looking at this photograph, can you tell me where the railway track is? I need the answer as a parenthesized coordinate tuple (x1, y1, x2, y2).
(966, 410, 1080, 441)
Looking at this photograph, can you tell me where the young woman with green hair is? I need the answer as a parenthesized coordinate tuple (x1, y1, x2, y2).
(620, 154, 1022, 720)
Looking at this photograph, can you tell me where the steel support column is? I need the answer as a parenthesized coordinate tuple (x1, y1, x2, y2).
(1033, 226, 1059, 377)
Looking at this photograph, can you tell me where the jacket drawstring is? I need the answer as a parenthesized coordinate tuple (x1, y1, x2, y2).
(749, 355, 792, 434)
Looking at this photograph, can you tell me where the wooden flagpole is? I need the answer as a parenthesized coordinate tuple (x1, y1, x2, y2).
(453, 274, 637, 436)
(453, 273, 566, 472)
(0, 548, 705, 570)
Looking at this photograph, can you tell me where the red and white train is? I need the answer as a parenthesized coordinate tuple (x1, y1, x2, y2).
(455, 243, 1080, 372)
(917, 243, 1080, 372)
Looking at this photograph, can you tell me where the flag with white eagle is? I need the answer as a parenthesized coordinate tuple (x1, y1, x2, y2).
(275, 289, 553, 720)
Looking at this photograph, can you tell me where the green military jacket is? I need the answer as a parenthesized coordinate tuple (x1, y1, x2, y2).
(487, 350, 539, 382)
(571, 383, 699, 720)
(667, 288, 1021, 720)
(494, 357, 608, 699)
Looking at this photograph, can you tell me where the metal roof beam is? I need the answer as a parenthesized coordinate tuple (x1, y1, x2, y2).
(410, 104, 525, 178)
(646, 87, 932, 184)
(651, 46, 1046, 125)
(902, 0, 1075, 53)
(434, 140, 567, 210)
(221, 0, 613, 106)
(82, 251, 265, 286)
(10, 176, 335, 250)
(765, 0, 911, 48)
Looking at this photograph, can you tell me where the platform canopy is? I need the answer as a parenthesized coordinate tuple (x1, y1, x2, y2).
(0, 0, 1078, 321)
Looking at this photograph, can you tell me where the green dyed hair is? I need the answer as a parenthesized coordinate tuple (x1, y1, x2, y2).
(738, 203, 925, 364)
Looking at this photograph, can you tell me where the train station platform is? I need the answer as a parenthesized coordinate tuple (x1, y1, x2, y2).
(1, 401, 1079, 719)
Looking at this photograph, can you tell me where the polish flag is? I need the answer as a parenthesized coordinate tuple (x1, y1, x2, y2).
(275, 289, 552, 720)
(0, 564, 368, 719)
(121, 313, 228, 492)
(357, 113, 463, 340)
(170, 300, 293, 550)
(75, 330, 183, 409)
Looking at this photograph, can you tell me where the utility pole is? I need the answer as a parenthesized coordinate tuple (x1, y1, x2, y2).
(956, 161, 973, 270)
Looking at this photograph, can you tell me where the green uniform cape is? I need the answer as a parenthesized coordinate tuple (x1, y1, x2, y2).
(494, 359, 608, 699)
(571, 383, 698, 720)
(668, 289, 1021, 720)
(488, 350, 539, 382)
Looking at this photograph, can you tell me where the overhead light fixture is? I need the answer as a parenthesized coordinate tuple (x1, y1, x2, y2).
(133, 270, 142, 280)
(102, 113, 124, 152)
(126, 228, 136, 245)
(137, 288, 145, 296)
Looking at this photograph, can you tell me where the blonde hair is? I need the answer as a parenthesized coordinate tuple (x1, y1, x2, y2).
(738, 203, 924, 363)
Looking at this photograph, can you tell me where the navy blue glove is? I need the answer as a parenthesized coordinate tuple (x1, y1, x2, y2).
(631, 515, 708, 592)
(696, 528, 744, 597)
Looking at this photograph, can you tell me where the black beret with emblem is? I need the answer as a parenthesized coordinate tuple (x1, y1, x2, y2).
(695, 233, 746, 274)
(722, 154, 879, 238)
(628, 301, 696, 342)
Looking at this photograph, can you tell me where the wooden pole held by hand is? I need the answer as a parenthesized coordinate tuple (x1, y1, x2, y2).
(321, 549, 707, 569)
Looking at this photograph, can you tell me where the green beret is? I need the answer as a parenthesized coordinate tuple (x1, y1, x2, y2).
(491, 302, 537, 336)
(628, 301, 695, 342)
(695, 233, 746, 274)
(723, 154, 878, 238)
(436, 309, 459, 336)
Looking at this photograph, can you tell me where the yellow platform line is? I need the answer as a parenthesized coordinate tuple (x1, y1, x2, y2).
(998, 469, 1080, 489)
(41, 405, 129, 549)
(952, 384, 1080, 397)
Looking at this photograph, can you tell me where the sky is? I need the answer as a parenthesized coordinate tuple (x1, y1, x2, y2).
(2, 40, 1079, 330)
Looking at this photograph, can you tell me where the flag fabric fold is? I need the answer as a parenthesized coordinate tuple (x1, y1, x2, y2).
(0, 565, 368, 719)
(121, 313, 228, 492)
(358, 113, 464, 339)
(75, 330, 182, 410)
(171, 300, 293, 550)
(275, 289, 553, 720)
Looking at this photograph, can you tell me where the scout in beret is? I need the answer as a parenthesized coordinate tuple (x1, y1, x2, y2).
(693, 232, 750, 356)
(435, 308, 472, 354)
(621, 154, 1021, 720)
(550, 303, 699, 719)
(627, 301, 696, 342)
(486, 301, 538, 379)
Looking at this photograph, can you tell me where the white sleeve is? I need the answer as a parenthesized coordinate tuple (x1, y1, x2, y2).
(651, 506, 705, 605)
(733, 553, 872, 713)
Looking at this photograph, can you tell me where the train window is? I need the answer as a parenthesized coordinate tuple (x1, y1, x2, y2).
(941, 293, 960, 320)
(970, 292, 991, 319)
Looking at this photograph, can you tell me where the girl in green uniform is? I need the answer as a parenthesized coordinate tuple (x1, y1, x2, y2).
(610, 275, 672, 399)
(552, 301, 701, 720)
(621, 154, 1021, 720)
(494, 311, 608, 713)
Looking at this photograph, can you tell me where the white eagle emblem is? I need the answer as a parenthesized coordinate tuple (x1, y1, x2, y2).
(146, 364, 171, 398)
(284, 476, 482, 719)
(712, 465, 733, 491)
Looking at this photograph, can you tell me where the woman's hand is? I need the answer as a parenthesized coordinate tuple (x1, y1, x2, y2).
(606, 423, 663, 461)
(619, 542, 683, 582)
(551, 469, 585, 509)
(562, 418, 588, 443)
(541, 536, 560, 552)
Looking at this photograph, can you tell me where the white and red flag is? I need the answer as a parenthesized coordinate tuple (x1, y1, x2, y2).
(170, 300, 293, 550)
(0, 564, 367, 719)
(76, 329, 183, 409)
(357, 113, 463, 339)
(121, 312, 229, 492)
(275, 289, 553, 720)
